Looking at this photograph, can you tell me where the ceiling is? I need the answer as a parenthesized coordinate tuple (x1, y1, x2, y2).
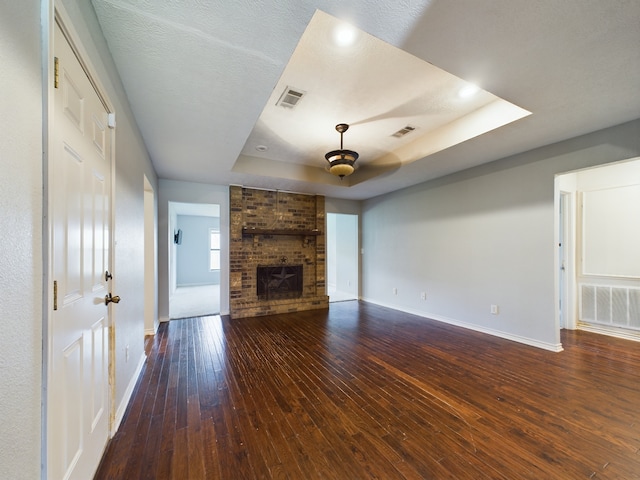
(92, 0, 640, 200)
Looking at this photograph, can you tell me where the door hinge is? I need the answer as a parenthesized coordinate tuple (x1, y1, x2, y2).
(53, 280, 58, 310)
(54, 56, 59, 89)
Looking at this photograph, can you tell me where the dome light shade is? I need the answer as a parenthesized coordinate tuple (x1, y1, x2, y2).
(325, 124, 358, 178)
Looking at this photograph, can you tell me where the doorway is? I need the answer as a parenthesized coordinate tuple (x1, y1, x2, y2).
(555, 157, 640, 340)
(168, 201, 221, 318)
(326, 213, 359, 302)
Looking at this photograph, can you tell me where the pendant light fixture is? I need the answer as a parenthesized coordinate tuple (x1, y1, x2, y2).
(325, 123, 358, 178)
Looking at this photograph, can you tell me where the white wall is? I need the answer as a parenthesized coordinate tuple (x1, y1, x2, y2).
(327, 214, 359, 298)
(144, 177, 158, 335)
(336, 214, 359, 297)
(0, 3, 157, 475)
(326, 198, 362, 298)
(362, 120, 640, 351)
(327, 214, 337, 289)
(159, 180, 230, 318)
(0, 2, 43, 477)
(577, 159, 640, 276)
(1, 0, 157, 475)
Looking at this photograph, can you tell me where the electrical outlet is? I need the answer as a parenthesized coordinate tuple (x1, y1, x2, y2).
(420, 292, 427, 300)
(393, 287, 398, 295)
(490, 304, 499, 315)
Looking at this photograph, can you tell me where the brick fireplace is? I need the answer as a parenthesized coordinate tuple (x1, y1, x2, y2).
(229, 186, 329, 318)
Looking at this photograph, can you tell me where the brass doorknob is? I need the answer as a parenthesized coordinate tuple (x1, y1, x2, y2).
(105, 293, 121, 305)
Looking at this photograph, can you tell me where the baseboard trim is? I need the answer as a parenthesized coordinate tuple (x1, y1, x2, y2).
(159, 315, 170, 323)
(112, 353, 146, 436)
(144, 319, 158, 336)
(361, 298, 563, 352)
(578, 323, 640, 342)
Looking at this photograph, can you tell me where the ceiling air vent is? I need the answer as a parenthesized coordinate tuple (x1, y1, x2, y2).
(391, 125, 417, 138)
(276, 86, 306, 108)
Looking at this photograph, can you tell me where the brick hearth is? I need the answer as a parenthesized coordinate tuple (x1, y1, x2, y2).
(229, 186, 329, 318)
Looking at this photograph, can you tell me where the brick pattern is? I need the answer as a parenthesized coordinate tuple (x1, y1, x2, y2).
(229, 186, 329, 318)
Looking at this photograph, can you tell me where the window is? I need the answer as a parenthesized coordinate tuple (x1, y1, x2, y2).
(209, 229, 220, 270)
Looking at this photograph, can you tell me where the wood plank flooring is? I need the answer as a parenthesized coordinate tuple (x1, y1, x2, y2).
(94, 301, 640, 479)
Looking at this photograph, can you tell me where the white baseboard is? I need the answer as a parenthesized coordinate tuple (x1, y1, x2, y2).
(361, 298, 564, 353)
(176, 282, 219, 287)
(159, 315, 170, 323)
(144, 319, 158, 336)
(578, 323, 640, 342)
(112, 353, 146, 436)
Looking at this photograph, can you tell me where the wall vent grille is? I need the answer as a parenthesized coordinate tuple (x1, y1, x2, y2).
(580, 284, 640, 331)
(391, 125, 416, 138)
(276, 87, 306, 108)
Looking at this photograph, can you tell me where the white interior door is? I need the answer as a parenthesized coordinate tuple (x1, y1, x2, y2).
(50, 21, 112, 480)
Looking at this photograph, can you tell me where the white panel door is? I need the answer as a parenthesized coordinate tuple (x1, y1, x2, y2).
(50, 21, 111, 480)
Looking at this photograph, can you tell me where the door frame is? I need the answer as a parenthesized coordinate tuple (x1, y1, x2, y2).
(43, 3, 117, 476)
(554, 180, 577, 337)
(144, 176, 157, 335)
(558, 191, 572, 330)
(167, 201, 221, 318)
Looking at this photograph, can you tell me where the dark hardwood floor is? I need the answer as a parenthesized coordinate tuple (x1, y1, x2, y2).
(94, 301, 640, 479)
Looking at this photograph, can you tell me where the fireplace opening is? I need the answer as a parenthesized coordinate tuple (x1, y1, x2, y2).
(257, 265, 303, 300)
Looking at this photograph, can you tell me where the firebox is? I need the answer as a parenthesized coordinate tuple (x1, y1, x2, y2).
(257, 264, 303, 300)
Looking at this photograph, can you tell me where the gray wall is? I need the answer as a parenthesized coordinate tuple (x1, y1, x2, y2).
(176, 215, 221, 286)
(158, 180, 230, 319)
(0, 2, 42, 477)
(362, 119, 640, 350)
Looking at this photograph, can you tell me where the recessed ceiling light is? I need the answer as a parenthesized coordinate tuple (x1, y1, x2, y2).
(255, 145, 268, 152)
(458, 84, 480, 98)
(334, 24, 357, 46)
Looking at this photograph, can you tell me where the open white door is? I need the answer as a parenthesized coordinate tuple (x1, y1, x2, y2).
(49, 20, 113, 480)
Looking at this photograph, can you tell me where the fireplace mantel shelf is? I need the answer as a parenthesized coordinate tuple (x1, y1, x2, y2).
(242, 227, 322, 236)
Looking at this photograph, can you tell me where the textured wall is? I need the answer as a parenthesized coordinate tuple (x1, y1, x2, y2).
(0, 2, 43, 478)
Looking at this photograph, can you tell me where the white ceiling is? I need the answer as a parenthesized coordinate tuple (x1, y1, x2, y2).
(92, 0, 640, 200)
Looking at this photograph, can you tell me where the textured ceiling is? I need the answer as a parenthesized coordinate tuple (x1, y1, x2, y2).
(92, 0, 640, 200)
(234, 10, 530, 188)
